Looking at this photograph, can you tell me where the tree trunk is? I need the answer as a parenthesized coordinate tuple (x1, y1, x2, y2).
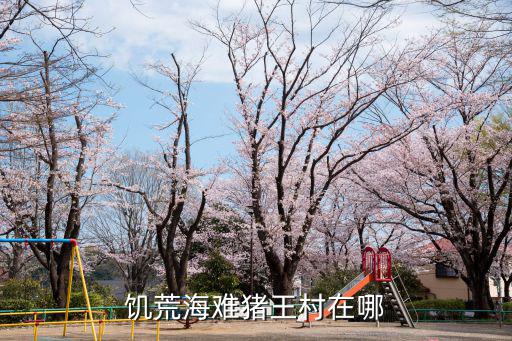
(161, 262, 187, 296)
(503, 277, 511, 302)
(464, 270, 494, 313)
(48, 245, 72, 307)
(272, 272, 294, 316)
(176, 271, 187, 296)
(164, 259, 178, 295)
(8, 243, 23, 279)
(272, 272, 293, 296)
(8, 222, 25, 278)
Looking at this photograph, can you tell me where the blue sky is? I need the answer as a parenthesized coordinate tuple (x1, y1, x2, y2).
(71, 0, 442, 168)
(107, 69, 237, 168)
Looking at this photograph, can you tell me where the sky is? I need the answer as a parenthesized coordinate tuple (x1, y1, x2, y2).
(72, 0, 442, 168)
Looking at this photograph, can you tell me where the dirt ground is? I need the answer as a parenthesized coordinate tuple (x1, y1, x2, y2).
(1, 320, 511, 340)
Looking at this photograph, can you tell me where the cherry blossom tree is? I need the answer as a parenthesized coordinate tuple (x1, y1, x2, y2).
(326, 1, 511, 37)
(0, 45, 114, 305)
(492, 234, 512, 301)
(111, 54, 214, 296)
(353, 25, 512, 310)
(89, 153, 159, 294)
(0, 1, 94, 42)
(314, 187, 356, 271)
(195, 0, 432, 296)
(303, 180, 424, 277)
(0, 0, 111, 110)
(430, 0, 512, 36)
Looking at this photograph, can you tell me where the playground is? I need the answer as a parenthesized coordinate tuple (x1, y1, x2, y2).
(2, 1, 512, 340)
(1, 321, 511, 340)
(0, 240, 510, 340)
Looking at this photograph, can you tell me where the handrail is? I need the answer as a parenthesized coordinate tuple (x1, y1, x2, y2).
(392, 263, 419, 324)
(411, 308, 512, 313)
(409, 308, 512, 323)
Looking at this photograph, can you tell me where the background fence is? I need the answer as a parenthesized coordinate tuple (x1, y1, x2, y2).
(0, 305, 511, 324)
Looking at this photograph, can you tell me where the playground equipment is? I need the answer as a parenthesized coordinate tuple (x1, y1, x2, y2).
(0, 239, 416, 339)
(0, 238, 98, 340)
(298, 246, 416, 328)
(0, 236, 198, 341)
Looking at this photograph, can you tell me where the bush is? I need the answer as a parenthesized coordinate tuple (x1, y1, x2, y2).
(70, 291, 108, 308)
(408, 298, 465, 310)
(188, 251, 243, 296)
(392, 263, 427, 300)
(0, 298, 38, 311)
(503, 302, 512, 321)
(0, 278, 47, 304)
(71, 277, 120, 307)
(0, 278, 119, 311)
(0, 279, 53, 323)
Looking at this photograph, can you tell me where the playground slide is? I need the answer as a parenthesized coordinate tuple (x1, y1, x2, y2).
(297, 272, 373, 323)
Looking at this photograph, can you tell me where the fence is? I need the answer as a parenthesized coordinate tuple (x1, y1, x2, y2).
(1, 305, 511, 323)
(412, 308, 512, 323)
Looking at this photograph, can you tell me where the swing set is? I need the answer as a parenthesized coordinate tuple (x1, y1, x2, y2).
(0, 238, 99, 340)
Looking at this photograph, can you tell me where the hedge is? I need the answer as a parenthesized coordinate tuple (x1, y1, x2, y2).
(407, 298, 465, 310)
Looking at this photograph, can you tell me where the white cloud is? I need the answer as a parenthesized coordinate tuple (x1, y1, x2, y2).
(79, 0, 442, 83)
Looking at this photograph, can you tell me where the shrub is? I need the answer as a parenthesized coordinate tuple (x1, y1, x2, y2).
(70, 291, 107, 308)
(407, 298, 465, 310)
(0, 298, 38, 311)
(188, 251, 242, 296)
(70, 278, 120, 307)
(0, 278, 47, 304)
(503, 302, 512, 321)
(0, 279, 53, 323)
(392, 263, 427, 299)
(0, 278, 118, 312)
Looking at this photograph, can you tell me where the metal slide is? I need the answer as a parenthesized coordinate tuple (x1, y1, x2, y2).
(297, 272, 373, 324)
(297, 247, 415, 328)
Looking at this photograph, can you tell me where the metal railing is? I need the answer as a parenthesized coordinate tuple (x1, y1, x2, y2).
(411, 308, 512, 323)
(2, 305, 511, 323)
(391, 264, 419, 324)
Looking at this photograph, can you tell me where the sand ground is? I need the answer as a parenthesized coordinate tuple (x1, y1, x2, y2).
(0, 320, 511, 340)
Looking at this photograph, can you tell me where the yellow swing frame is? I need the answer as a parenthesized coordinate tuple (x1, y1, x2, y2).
(0, 238, 97, 341)
(63, 239, 98, 340)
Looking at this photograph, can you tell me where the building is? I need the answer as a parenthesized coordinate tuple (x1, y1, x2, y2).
(416, 263, 471, 300)
(415, 239, 507, 301)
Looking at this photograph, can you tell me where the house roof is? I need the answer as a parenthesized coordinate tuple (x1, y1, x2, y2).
(422, 238, 512, 255)
(424, 239, 457, 253)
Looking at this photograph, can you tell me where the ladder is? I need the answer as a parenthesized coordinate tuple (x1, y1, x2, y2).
(382, 272, 416, 328)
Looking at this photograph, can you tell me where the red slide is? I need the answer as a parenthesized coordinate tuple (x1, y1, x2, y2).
(297, 271, 374, 323)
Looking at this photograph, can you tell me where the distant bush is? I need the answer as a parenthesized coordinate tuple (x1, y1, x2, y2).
(0, 278, 47, 303)
(0, 279, 52, 322)
(70, 291, 111, 308)
(188, 251, 243, 296)
(408, 298, 465, 310)
(503, 302, 512, 321)
(71, 280, 120, 307)
(0, 277, 119, 323)
(391, 263, 427, 300)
